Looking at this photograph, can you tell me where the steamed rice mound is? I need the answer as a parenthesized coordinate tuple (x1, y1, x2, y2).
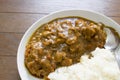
(48, 48, 120, 80)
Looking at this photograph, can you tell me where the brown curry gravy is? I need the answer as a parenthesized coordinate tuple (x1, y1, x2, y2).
(25, 16, 107, 79)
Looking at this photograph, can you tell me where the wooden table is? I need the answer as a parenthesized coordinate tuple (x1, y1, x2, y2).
(0, 0, 120, 80)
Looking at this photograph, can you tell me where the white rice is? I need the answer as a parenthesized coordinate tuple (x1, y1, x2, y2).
(48, 48, 120, 80)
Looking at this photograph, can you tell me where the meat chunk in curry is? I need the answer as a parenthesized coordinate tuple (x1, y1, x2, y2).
(25, 17, 106, 79)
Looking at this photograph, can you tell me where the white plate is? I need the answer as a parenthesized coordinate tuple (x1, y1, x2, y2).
(17, 10, 120, 80)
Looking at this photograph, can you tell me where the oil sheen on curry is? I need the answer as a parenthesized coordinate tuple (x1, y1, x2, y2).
(25, 17, 107, 79)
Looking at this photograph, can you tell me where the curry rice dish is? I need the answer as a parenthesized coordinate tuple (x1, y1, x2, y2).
(24, 17, 107, 79)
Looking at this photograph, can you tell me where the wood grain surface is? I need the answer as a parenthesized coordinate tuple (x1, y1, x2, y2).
(0, 0, 120, 80)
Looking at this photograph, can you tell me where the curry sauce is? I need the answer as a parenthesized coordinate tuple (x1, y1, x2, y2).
(25, 17, 107, 79)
